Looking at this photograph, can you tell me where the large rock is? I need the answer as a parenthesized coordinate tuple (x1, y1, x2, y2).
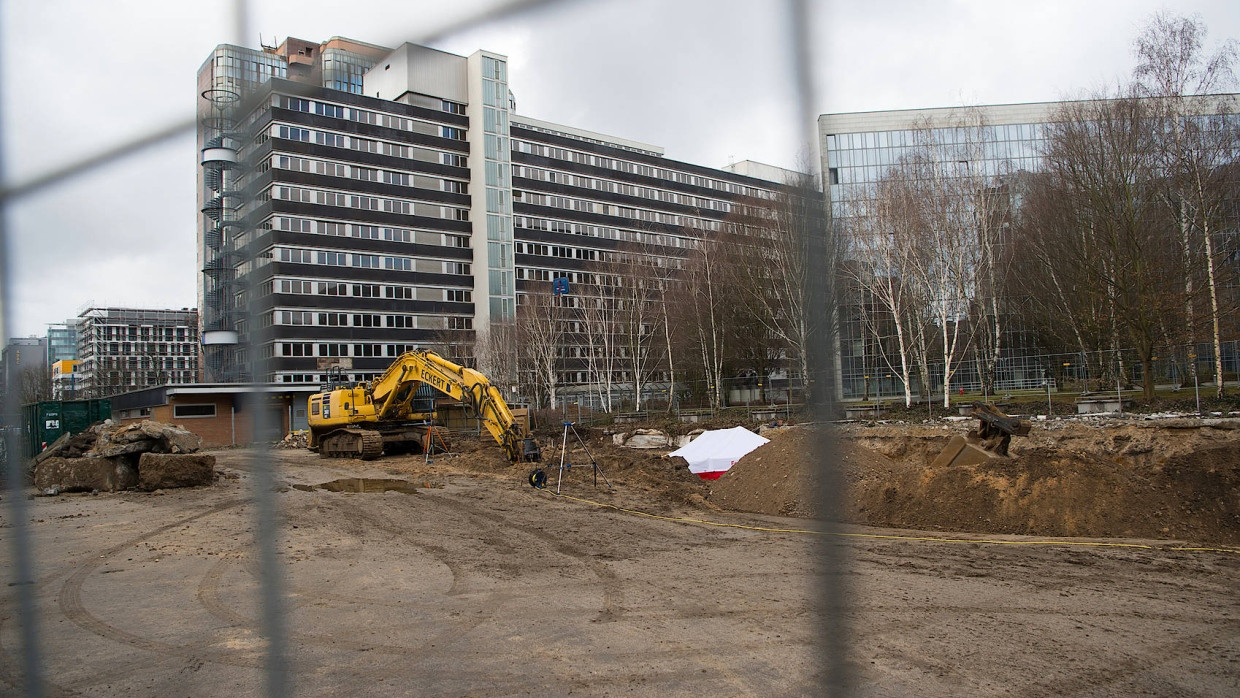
(138, 453, 216, 490)
(94, 421, 202, 457)
(33, 457, 138, 492)
(93, 439, 156, 458)
(138, 421, 202, 453)
(675, 429, 707, 448)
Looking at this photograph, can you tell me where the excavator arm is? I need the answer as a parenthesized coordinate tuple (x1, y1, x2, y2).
(369, 351, 539, 462)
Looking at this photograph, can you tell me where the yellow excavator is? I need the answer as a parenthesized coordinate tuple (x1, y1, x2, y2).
(307, 350, 540, 463)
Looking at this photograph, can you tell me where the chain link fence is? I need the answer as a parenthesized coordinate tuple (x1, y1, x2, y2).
(0, 1, 845, 695)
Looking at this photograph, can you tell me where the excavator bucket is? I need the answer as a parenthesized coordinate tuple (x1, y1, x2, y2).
(930, 435, 996, 468)
(930, 402, 1032, 468)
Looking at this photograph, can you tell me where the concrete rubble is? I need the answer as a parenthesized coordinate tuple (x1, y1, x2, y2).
(32, 420, 215, 494)
(611, 428, 671, 449)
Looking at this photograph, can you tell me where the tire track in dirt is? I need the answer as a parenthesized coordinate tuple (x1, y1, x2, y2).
(425, 491, 627, 623)
(53, 490, 522, 678)
(55, 497, 270, 670)
(196, 557, 467, 658)
(298, 494, 523, 656)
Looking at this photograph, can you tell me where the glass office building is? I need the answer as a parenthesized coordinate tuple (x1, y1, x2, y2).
(818, 97, 1238, 401)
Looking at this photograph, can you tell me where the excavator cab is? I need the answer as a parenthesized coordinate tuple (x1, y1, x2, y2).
(322, 365, 350, 392)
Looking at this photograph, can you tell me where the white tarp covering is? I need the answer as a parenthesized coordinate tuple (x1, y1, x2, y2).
(668, 426, 770, 478)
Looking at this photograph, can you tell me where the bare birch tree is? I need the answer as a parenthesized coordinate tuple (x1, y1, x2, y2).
(1135, 12, 1239, 395)
(726, 172, 824, 404)
(843, 164, 932, 406)
(1037, 90, 1184, 399)
(578, 276, 620, 411)
(894, 128, 983, 408)
(613, 249, 663, 411)
(682, 232, 728, 409)
(517, 283, 564, 409)
(476, 321, 521, 399)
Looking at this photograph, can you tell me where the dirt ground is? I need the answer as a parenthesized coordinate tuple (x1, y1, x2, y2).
(1, 427, 1238, 696)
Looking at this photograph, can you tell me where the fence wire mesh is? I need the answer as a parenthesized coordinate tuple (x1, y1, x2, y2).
(0, 1, 844, 695)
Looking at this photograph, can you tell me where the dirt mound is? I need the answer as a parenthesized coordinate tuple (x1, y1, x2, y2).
(709, 428, 912, 517)
(709, 423, 1240, 545)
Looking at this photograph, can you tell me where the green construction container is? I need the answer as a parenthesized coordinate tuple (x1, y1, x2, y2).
(21, 399, 112, 459)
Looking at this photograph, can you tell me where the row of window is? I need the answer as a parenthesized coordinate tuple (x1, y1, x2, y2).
(519, 191, 722, 231)
(272, 277, 471, 302)
(515, 253, 684, 283)
(275, 339, 467, 358)
(271, 155, 467, 193)
(87, 326, 195, 341)
(273, 311, 473, 331)
(274, 125, 468, 168)
(273, 215, 469, 247)
(512, 139, 772, 199)
(273, 246, 472, 275)
(82, 342, 199, 357)
(81, 370, 199, 387)
(513, 269, 619, 287)
(513, 215, 693, 250)
(84, 357, 196, 370)
(515, 165, 735, 215)
(515, 242, 603, 262)
(282, 95, 466, 140)
(268, 185, 470, 221)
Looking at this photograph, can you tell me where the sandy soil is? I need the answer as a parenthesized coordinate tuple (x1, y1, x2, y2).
(1, 437, 1237, 696)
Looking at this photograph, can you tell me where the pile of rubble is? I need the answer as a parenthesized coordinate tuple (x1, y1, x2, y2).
(32, 421, 216, 494)
(276, 430, 309, 449)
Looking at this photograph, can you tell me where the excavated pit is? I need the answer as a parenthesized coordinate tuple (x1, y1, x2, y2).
(301, 478, 420, 494)
(708, 421, 1240, 545)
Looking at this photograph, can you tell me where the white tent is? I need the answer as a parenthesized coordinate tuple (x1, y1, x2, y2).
(669, 426, 770, 480)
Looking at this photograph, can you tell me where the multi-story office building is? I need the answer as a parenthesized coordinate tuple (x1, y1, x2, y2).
(198, 37, 792, 389)
(75, 307, 200, 398)
(50, 360, 82, 400)
(1, 337, 47, 403)
(819, 96, 1239, 400)
(46, 320, 80, 365)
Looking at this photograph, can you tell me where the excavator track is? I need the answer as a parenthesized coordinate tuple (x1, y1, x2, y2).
(318, 428, 384, 460)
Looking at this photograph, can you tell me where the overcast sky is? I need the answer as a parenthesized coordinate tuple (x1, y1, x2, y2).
(1, 0, 1237, 339)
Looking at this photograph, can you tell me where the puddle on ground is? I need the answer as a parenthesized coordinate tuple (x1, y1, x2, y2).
(298, 478, 420, 494)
